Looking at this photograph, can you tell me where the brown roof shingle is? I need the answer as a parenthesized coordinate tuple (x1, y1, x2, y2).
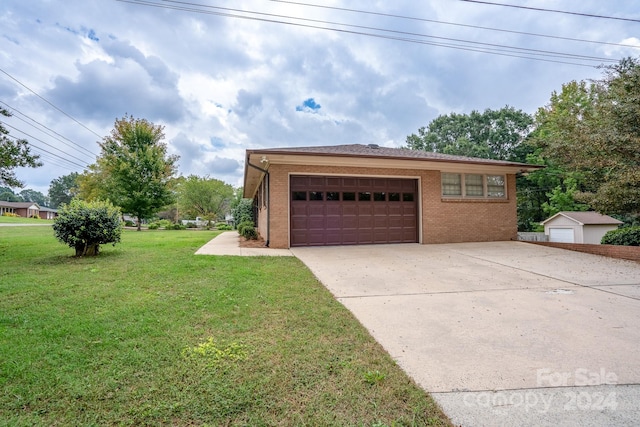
(555, 211, 623, 225)
(248, 144, 538, 168)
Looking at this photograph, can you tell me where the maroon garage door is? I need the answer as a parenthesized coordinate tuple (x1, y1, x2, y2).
(290, 175, 418, 247)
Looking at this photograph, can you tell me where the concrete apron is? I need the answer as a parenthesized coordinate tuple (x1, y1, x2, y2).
(291, 241, 640, 427)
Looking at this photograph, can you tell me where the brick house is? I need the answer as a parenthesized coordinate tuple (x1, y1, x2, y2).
(38, 206, 58, 219)
(243, 144, 542, 248)
(0, 201, 40, 218)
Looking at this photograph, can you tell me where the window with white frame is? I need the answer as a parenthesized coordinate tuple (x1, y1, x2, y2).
(487, 175, 506, 198)
(441, 173, 506, 199)
(465, 174, 484, 196)
(441, 173, 462, 196)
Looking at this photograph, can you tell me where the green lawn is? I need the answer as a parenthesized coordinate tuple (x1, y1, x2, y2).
(0, 215, 53, 224)
(0, 225, 450, 426)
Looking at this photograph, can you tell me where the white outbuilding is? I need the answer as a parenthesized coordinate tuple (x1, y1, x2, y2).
(541, 211, 623, 244)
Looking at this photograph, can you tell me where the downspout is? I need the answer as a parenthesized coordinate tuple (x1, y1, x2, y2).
(247, 159, 270, 247)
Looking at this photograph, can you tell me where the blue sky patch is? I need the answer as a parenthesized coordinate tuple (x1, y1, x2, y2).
(87, 29, 99, 41)
(296, 98, 321, 113)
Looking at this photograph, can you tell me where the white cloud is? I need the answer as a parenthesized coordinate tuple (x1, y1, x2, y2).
(1, 0, 637, 196)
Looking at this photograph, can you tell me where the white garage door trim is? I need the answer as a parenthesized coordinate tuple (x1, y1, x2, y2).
(549, 228, 574, 243)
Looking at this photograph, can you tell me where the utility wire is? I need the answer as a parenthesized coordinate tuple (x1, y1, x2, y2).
(1, 122, 91, 168)
(8, 113, 97, 162)
(160, 0, 615, 63)
(0, 101, 98, 159)
(4, 133, 88, 170)
(459, 0, 640, 24)
(267, 0, 640, 50)
(120, 0, 612, 67)
(0, 67, 102, 139)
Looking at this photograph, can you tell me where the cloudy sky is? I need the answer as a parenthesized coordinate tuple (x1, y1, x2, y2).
(1, 0, 639, 195)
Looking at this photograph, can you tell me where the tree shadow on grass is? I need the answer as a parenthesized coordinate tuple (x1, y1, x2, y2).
(36, 247, 126, 266)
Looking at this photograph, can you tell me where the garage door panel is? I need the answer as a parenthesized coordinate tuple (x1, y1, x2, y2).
(290, 204, 308, 215)
(359, 216, 374, 228)
(343, 205, 358, 215)
(290, 175, 418, 247)
(326, 205, 341, 215)
(373, 205, 387, 215)
(326, 217, 341, 229)
(308, 216, 326, 228)
(358, 205, 373, 215)
(549, 228, 574, 243)
(308, 205, 325, 216)
(402, 204, 417, 215)
(342, 217, 358, 229)
(358, 230, 374, 244)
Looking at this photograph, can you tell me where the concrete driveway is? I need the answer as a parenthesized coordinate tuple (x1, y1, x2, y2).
(291, 242, 640, 426)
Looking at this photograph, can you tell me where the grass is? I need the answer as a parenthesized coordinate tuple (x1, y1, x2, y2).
(0, 215, 53, 224)
(0, 225, 451, 426)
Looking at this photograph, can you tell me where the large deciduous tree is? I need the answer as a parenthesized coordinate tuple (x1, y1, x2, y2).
(406, 106, 534, 161)
(78, 115, 179, 230)
(533, 57, 640, 215)
(0, 108, 42, 188)
(18, 189, 48, 206)
(48, 172, 79, 208)
(177, 175, 234, 224)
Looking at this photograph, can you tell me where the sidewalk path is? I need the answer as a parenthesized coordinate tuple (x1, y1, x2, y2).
(195, 231, 293, 256)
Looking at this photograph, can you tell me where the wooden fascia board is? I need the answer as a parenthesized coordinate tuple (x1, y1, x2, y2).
(254, 153, 538, 175)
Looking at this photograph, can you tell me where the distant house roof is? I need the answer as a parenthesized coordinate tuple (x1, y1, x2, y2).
(541, 211, 623, 226)
(0, 201, 41, 209)
(39, 206, 58, 213)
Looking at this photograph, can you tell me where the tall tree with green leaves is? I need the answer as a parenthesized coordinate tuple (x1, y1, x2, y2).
(1, 108, 42, 188)
(48, 172, 79, 208)
(177, 175, 234, 224)
(18, 189, 47, 206)
(532, 57, 640, 215)
(79, 115, 179, 230)
(406, 106, 534, 161)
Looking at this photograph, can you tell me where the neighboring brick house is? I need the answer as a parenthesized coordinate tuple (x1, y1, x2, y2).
(39, 206, 58, 219)
(0, 201, 41, 218)
(243, 144, 542, 248)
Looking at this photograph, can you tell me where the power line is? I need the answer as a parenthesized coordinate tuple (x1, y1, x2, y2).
(160, 0, 615, 63)
(4, 133, 87, 171)
(459, 0, 640, 24)
(120, 0, 614, 67)
(0, 67, 103, 139)
(267, 0, 640, 50)
(0, 100, 99, 159)
(1, 122, 91, 168)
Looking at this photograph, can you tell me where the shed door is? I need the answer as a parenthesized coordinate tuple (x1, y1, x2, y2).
(290, 175, 418, 247)
(549, 228, 574, 243)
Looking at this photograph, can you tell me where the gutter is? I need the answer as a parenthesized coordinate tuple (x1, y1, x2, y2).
(246, 158, 270, 247)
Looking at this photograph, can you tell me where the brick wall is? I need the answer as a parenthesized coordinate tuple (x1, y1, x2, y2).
(422, 173, 517, 243)
(260, 164, 518, 248)
(527, 241, 640, 262)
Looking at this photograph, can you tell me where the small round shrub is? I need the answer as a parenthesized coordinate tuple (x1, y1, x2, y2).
(237, 220, 253, 236)
(237, 220, 257, 240)
(53, 199, 122, 256)
(156, 219, 172, 229)
(216, 223, 232, 231)
(601, 226, 640, 246)
(185, 222, 198, 228)
(166, 223, 186, 230)
(242, 226, 258, 240)
(148, 222, 160, 230)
